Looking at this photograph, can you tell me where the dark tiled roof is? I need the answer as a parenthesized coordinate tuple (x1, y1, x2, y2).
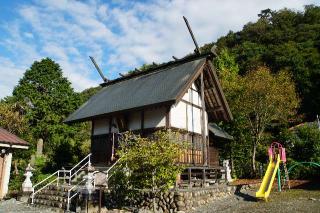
(65, 57, 207, 123)
(0, 128, 29, 147)
(208, 123, 233, 140)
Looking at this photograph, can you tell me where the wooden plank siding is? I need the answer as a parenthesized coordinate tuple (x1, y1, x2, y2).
(90, 128, 217, 167)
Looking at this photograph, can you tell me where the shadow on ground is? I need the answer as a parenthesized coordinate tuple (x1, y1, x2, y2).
(291, 180, 320, 191)
(234, 185, 257, 202)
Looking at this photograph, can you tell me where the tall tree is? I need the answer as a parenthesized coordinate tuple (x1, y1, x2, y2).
(12, 58, 86, 169)
(214, 49, 252, 178)
(235, 67, 299, 173)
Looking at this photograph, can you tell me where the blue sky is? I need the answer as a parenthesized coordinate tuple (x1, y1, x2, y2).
(0, 0, 318, 98)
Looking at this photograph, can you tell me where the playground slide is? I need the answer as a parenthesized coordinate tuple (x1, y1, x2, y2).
(256, 154, 281, 200)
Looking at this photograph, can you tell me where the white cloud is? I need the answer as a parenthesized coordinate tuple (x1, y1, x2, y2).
(0, 0, 315, 99)
(0, 57, 26, 97)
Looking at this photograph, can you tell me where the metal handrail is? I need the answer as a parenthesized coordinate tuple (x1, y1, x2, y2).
(31, 177, 59, 204)
(32, 153, 121, 211)
(66, 179, 87, 211)
(32, 171, 59, 190)
(106, 158, 120, 174)
(68, 153, 92, 184)
(70, 153, 92, 174)
(31, 153, 92, 205)
(66, 158, 122, 210)
(69, 161, 90, 180)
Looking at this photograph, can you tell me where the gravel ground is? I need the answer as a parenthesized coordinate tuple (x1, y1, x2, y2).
(190, 188, 320, 213)
(1, 188, 319, 213)
(0, 199, 57, 213)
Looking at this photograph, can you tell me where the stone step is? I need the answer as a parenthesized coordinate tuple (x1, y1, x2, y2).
(33, 198, 67, 209)
(36, 188, 68, 197)
(35, 194, 68, 202)
(31, 183, 81, 211)
(32, 203, 66, 213)
(46, 184, 73, 191)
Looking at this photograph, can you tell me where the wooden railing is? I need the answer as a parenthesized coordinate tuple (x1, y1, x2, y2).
(179, 149, 203, 165)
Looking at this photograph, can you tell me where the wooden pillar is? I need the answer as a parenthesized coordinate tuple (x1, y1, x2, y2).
(188, 167, 192, 188)
(140, 111, 144, 135)
(202, 168, 206, 187)
(200, 71, 207, 166)
(165, 106, 170, 129)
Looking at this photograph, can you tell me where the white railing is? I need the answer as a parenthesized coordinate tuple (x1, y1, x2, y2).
(68, 153, 92, 185)
(66, 178, 87, 211)
(66, 157, 122, 211)
(31, 153, 92, 204)
(105, 157, 121, 182)
(32, 153, 123, 211)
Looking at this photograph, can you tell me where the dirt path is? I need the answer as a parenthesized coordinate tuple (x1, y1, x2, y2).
(191, 188, 320, 213)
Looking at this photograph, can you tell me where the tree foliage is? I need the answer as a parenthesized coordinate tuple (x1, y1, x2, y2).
(235, 67, 299, 173)
(13, 58, 81, 144)
(0, 101, 27, 135)
(115, 131, 186, 190)
(215, 51, 300, 176)
(279, 123, 320, 179)
(214, 5, 320, 119)
(11, 58, 90, 171)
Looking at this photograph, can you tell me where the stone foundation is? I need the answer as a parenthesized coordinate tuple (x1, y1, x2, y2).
(95, 184, 236, 213)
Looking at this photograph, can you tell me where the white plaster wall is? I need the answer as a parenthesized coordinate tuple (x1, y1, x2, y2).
(128, 111, 141, 130)
(170, 101, 187, 129)
(182, 83, 201, 107)
(171, 83, 208, 135)
(182, 90, 189, 102)
(144, 108, 166, 128)
(186, 105, 201, 134)
(191, 89, 201, 106)
(93, 118, 109, 135)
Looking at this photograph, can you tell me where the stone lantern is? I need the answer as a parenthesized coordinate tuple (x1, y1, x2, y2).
(223, 160, 233, 182)
(81, 162, 95, 196)
(22, 163, 34, 192)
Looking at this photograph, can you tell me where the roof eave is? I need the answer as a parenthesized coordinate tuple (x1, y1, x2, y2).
(0, 141, 29, 149)
(207, 60, 233, 122)
(64, 100, 175, 124)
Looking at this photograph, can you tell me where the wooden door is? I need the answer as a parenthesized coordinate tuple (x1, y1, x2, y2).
(91, 134, 119, 166)
(209, 146, 219, 166)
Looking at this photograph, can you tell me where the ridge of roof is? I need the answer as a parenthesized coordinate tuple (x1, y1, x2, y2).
(101, 52, 214, 87)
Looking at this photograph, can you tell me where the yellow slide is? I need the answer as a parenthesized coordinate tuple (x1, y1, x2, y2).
(256, 154, 280, 200)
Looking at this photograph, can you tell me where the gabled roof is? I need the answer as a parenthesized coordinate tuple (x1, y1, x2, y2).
(65, 53, 232, 123)
(0, 127, 29, 148)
